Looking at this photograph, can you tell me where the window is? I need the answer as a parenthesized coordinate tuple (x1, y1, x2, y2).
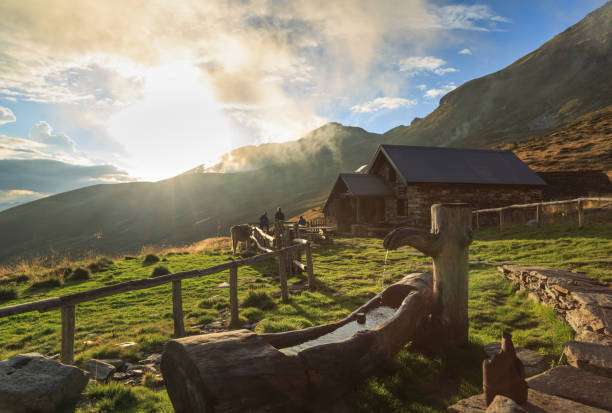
(396, 199, 405, 216)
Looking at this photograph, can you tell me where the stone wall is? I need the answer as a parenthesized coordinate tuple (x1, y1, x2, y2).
(390, 184, 542, 229)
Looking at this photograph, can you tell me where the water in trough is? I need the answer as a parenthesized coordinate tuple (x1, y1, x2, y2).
(279, 306, 397, 356)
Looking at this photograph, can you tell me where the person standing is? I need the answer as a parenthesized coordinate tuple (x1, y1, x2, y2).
(298, 216, 306, 226)
(274, 207, 285, 222)
(259, 211, 269, 232)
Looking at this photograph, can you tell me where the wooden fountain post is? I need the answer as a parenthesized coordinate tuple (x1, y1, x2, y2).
(384, 203, 472, 345)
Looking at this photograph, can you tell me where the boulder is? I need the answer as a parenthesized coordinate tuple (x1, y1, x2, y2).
(85, 359, 116, 381)
(486, 395, 526, 412)
(527, 366, 612, 411)
(100, 358, 125, 370)
(563, 340, 612, 378)
(0, 353, 88, 413)
(484, 343, 548, 377)
(448, 389, 608, 412)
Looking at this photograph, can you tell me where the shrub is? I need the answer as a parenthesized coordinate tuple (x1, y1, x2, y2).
(124, 256, 137, 260)
(151, 266, 170, 277)
(198, 296, 228, 310)
(69, 267, 90, 281)
(88, 257, 113, 273)
(0, 274, 29, 285)
(242, 307, 265, 323)
(0, 286, 18, 303)
(241, 291, 276, 310)
(30, 278, 61, 289)
(143, 254, 160, 265)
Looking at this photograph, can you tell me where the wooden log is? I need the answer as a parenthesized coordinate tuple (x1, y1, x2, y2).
(578, 200, 585, 228)
(278, 253, 289, 303)
(306, 243, 315, 291)
(536, 203, 542, 227)
(172, 280, 185, 338)
(250, 235, 273, 253)
(61, 305, 75, 364)
(292, 260, 306, 271)
(229, 265, 239, 325)
(384, 203, 472, 346)
(161, 330, 311, 413)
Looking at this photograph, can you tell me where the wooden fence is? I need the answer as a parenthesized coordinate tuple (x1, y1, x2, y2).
(0, 242, 310, 365)
(473, 197, 612, 231)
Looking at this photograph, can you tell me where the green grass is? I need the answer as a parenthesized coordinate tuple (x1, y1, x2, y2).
(0, 221, 609, 412)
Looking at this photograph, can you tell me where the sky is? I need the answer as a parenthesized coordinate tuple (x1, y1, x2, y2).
(0, 0, 607, 210)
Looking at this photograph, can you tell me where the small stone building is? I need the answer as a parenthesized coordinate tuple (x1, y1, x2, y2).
(324, 144, 546, 232)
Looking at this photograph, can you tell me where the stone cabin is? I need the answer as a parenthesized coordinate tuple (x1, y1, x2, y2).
(324, 144, 546, 233)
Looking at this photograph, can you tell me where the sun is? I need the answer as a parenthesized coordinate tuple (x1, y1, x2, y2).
(108, 60, 233, 181)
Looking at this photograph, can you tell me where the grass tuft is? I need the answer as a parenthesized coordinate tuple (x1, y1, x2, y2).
(88, 257, 114, 273)
(241, 291, 276, 310)
(151, 266, 171, 277)
(143, 254, 160, 265)
(0, 286, 18, 303)
(69, 267, 90, 281)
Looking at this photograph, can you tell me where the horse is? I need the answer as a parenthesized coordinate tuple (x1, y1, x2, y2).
(230, 224, 252, 255)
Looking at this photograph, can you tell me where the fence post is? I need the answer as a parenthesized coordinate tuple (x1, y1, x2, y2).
(61, 305, 75, 364)
(172, 280, 185, 338)
(278, 253, 289, 302)
(306, 243, 315, 291)
(229, 265, 239, 325)
(578, 199, 584, 228)
(384, 203, 472, 346)
(475, 212, 480, 230)
(499, 209, 504, 231)
(536, 203, 542, 228)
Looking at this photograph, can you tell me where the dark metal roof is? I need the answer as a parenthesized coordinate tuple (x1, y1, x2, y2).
(339, 173, 395, 196)
(369, 145, 546, 186)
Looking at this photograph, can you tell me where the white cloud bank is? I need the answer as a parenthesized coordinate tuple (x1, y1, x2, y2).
(351, 97, 417, 113)
(0, 106, 16, 125)
(458, 48, 472, 55)
(424, 84, 457, 99)
(399, 56, 457, 76)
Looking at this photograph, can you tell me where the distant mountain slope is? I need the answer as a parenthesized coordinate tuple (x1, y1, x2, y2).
(384, 1, 612, 148)
(1, 3, 611, 263)
(496, 106, 612, 175)
(0, 123, 383, 262)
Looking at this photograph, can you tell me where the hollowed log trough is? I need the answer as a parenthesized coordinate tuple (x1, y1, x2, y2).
(161, 272, 433, 413)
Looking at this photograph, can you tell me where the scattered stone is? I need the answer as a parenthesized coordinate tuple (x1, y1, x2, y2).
(138, 353, 162, 366)
(0, 353, 88, 413)
(448, 389, 608, 412)
(217, 281, 230, 288)
(82, 340, 97, 347)
(498, 265, 612, 345)
(527, 366, 612, 411)
(563, 340, 612, 378)
(486, 395, 526, 412)
(484, 343, 548, 377)
(483, 333, 528, 406)
(99, 358, 125, 370)
(113, 341, 137, 348)
(113, 372, 128, 380)
(85, 359, 116, 381)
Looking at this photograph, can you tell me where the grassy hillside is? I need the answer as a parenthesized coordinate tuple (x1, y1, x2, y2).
(1, 218, 609, 411)
(496, 105, 612, 176)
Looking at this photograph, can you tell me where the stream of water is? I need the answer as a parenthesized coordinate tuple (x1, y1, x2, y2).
(279, 306, 397, 356)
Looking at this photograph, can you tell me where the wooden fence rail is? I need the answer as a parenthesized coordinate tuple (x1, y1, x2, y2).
(0, 243, 308, 365)
(473, 197, 612, 231)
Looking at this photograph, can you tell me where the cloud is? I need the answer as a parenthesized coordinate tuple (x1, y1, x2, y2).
(28, 121, 76, 153)
(0, 189, 47, 211)
(416, 84, 427, 91)
(0, 159, 133, 194)
(424, 84, 457, 99)
(351, 97, 417, 113)
(399, 56, 457, 76)
(458, 48, 472, 55)
(431, 5, 511, 31)
(0, 106, 16, 125)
